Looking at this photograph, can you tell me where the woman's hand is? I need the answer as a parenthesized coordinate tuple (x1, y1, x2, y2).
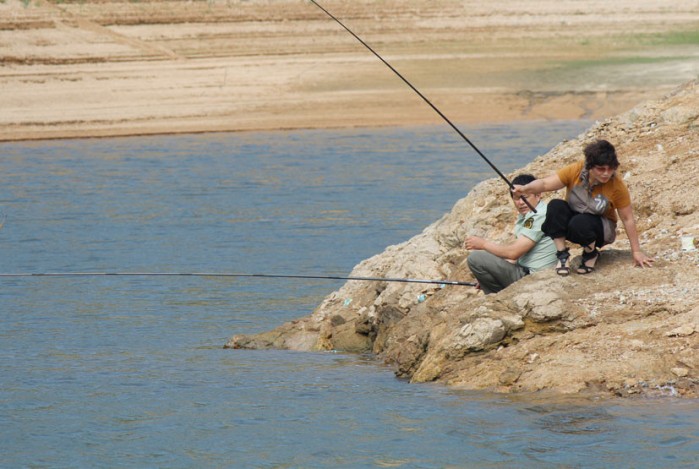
(618, 205, 654, 268)
(511, 184, 527, 198)
(632, 250, 655, 268)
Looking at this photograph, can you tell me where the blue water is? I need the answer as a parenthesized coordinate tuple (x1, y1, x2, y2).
(1, 122, 698, 468)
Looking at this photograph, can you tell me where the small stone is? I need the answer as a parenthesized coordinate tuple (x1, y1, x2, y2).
(629, 339, 645, 350)
(499, 368, 521, 386)
(330, 314, 346, 326)
(672, 367, 689, 378)
(666, 325, 695, 337)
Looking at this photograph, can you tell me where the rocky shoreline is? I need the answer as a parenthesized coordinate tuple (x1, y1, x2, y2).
(229, 79, 699, 398)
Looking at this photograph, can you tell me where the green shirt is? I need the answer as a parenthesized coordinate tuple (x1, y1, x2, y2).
(514, 201, 557, 272)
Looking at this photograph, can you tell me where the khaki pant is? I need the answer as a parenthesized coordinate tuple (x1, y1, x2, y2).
(466, 250, 529, 294)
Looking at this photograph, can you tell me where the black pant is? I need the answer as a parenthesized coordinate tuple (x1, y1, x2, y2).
(542, 199, 606, 248)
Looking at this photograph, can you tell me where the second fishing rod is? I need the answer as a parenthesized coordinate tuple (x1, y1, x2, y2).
(309, 0, 536, 213)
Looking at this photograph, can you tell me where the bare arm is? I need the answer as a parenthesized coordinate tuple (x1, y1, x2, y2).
(512, 173, 565, 197)
(465, 235, 536, 261)
(617, 204, 654, 267)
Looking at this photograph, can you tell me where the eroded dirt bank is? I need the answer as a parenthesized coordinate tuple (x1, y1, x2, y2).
(229, 79, 699, 398)
(2, 0, 699, 141)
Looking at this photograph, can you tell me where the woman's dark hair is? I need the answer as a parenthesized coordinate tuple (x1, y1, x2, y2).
(584, 139, 619, 169)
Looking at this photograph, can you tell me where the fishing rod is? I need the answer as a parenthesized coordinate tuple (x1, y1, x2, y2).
(0, 271, 477, 287)
(308, 0, 536, 213)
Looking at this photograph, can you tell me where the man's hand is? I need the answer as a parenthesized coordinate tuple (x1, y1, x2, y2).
(465, 236, 486, 251)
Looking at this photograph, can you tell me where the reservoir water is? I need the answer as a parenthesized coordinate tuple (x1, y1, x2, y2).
(1, 122, 698, 468)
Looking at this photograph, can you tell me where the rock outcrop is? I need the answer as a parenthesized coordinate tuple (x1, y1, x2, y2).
(227, 79, 699, 398)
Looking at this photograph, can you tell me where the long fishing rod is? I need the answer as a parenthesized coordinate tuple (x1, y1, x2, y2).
(0, 271, 476, 287)
(308, 0, 535, 213)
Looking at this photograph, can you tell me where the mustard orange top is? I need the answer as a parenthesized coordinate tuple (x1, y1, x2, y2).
(557, 161, 631, 223)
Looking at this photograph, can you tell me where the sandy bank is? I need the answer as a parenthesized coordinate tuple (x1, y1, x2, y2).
(1, 0, 698, 141)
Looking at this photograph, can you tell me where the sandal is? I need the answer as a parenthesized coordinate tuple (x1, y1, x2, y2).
(577, 247, 600, 274)
(555, 248, 571, 276)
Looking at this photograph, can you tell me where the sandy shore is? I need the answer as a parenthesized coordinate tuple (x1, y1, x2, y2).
(1, 0, 698, 141)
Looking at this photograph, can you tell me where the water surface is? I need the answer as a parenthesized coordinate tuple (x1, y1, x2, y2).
(2, 122, 698, 468)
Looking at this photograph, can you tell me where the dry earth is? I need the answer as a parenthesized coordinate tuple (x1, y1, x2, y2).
(1, 0, 699, 140)
(229, 79, 699, 398)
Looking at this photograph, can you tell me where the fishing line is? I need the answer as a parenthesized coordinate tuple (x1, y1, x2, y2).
(2, 4, 510, 291)
(308, 0, 536, 213)
(0, 271, 476, 287)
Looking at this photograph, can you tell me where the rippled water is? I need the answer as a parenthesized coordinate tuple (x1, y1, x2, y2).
(1, 122, 698, 468)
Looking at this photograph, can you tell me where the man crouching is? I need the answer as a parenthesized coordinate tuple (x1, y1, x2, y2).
(465, 174, 557, 294)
